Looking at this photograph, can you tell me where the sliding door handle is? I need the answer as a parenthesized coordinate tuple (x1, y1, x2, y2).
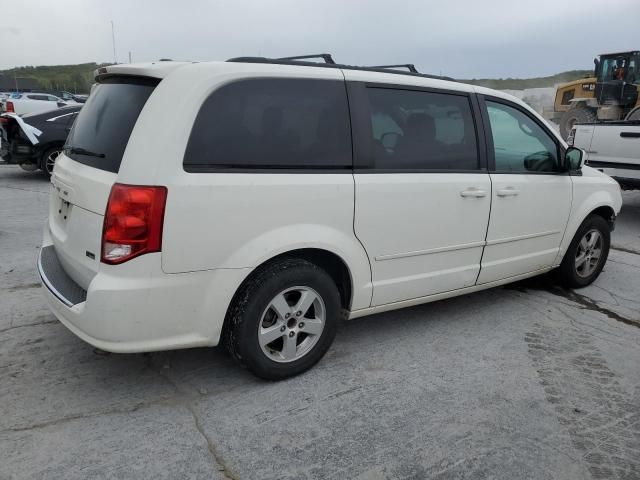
(460, 188, 487, 198)
(497, 187, 520, 197)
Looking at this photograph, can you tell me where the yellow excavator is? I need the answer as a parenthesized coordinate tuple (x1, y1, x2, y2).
(553, 50, 640, 138)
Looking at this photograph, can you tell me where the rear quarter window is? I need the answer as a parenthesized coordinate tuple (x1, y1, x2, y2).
(65, 77, 158, 173)
(183, 78, 352, 171)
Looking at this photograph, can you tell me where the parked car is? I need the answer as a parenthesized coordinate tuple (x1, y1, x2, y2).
(38, 58, 622, 380)
(1, 93, 72, 115)
(45, 90, 88, 104)
(0, 105, 81, 175)
(569, 120, 640, 189)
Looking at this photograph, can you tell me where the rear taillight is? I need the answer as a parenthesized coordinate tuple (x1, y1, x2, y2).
(101, 183, 168, 264)
(5, 101, 14, 113)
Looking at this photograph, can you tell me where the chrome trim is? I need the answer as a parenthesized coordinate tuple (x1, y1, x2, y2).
(485, 230, 561, 246)
(375, 230, 562, 261)
(38, 248, 74, 308)
(375, 240, 486, 261)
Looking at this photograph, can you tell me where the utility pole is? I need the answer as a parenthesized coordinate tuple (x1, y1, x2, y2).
(111, 20, 117, 64)
(13, 72, 18, 92)
(129, 51, 132, 64)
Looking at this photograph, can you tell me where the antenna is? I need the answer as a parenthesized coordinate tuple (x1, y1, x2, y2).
(110, 20, 117, 64)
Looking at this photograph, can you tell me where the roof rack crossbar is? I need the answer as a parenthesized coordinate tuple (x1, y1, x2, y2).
(277, 53, 336, 64)
(225, 56, 455, 82)
(367, 64, 419, 73)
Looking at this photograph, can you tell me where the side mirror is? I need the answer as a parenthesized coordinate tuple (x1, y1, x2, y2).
(565, 146, 585, 171)
(57, 101, 67, 107)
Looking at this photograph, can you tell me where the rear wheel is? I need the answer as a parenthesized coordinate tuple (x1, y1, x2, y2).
(557, 215, 610, 288)
(559, 106, 597, 139)
(223, 258, 341, 380)
(40, 146, 63, 176)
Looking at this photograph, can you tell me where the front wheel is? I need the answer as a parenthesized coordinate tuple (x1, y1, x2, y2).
(557, 215, 610, 288)
(223, 258, 341, 380)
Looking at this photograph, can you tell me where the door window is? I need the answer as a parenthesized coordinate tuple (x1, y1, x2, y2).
(184, 78, 352, 170)
(486, 101, 560, 173)
(364, 88, 479, 170)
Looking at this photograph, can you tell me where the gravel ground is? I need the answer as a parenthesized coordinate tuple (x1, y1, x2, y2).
(1, 165, 639, 480)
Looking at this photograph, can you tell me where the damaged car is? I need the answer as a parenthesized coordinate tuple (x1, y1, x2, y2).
(0, 105, 81, 175)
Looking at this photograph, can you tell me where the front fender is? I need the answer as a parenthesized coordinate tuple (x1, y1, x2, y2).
(556, 173, 622, 263)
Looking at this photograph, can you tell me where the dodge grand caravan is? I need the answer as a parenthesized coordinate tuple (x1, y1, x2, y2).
(39, 56, 622, 379)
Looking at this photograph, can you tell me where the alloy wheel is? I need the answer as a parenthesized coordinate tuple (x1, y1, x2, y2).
(258, 286, 326, 363)
(575, 229, 603, 278)
(45, 149, 61, 174)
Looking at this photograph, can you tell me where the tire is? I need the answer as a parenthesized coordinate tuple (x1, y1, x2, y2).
(559, 107, 597, 139)
(18, 162, 39, 172)
(223, 258, 341, 380)
(557, 215, 610, 288)
(625, 106, 640, 121)
(40, 146, 63, 176)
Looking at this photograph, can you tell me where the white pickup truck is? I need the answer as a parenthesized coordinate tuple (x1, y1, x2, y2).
(569, 121, 640, 189)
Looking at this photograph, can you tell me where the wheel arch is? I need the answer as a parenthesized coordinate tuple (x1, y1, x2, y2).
(229, 247, 356, 314)
(557, 190, 620, 265)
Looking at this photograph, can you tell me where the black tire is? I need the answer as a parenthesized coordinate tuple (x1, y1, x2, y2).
(39, 145, 63, 177)
(557, 215, 610, 288)
(559, 107, 597, 139)
(223, 258, 341, 380)
(625, 106, 640, 121)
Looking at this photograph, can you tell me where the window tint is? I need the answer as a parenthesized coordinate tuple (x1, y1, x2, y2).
(486, 101, 560, 173)
(28, 94, 49, 101)
(364, 88, 479, 170)
(65, 79, 157, 173)
(184, 78, 352, 170)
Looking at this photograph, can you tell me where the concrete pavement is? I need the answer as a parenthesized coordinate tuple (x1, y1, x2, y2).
(1, 166, 638, 479)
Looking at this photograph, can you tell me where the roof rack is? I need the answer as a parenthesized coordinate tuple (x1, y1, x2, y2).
(226, 54, 455, 82)
(366, 64, 419, 73)
(277, 53, 335, 64)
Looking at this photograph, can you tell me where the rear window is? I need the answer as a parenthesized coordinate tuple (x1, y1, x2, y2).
(65, 78, 157, 173)
(183, 78, 352, 171)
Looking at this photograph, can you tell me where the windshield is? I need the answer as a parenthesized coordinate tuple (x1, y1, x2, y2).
(598, 55, 639, 84)
(65, 78, 158, 173)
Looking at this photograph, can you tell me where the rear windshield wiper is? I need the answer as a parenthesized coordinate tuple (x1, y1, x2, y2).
(65, 146, 105, 158)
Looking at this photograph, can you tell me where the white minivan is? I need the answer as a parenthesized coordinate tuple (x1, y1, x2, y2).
(39, 56, 622, 379)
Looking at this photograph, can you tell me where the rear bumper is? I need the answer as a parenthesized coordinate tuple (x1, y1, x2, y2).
(38, 236, 250, 353)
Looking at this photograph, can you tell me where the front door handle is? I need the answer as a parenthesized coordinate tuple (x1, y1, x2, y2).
(460, 188, 488, 198)
(497, 187, 520, 197)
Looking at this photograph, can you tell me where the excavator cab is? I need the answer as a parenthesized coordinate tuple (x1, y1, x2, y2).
(594, 51, 640, 108)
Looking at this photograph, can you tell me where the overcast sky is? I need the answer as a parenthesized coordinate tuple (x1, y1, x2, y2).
(1, 0, 638, 78)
